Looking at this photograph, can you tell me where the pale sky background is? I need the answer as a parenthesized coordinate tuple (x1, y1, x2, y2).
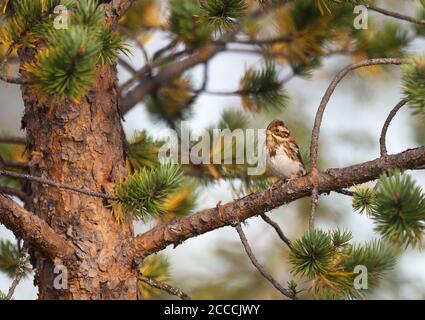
(0, 1, 424, 299)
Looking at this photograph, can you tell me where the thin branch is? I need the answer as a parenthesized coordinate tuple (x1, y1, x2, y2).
(379, 99, 408, 158)
(0, 169, 114, 200)
(230, 34, 293, 46)
(260, 213, 292, 248)
(310, 58, 404, 170)
(126, 145, 425, 262)
(118, 57, 136, 75)
(114, 0, 136, 17)
(138, 275, 191, 300)
(199, 77, 293, 97)
(0, 73, 27, 85)
(2, 160, 29, 170)
(0, 186, 29, 203)
(152, 38, 179, 61)
(121, 43, 226, 113)
(151, 91, 178, 132)
(6, 254, 28, 300)
(0, 136, 26, 145)
(308, 58, 404, 228)
(334, 189, 355, 197)
(119, 48, 190, 94)
(0, 193, 75, 261)
(234, 223, 297, 299)
(309, 176, 319, 230)
(352, 1, 425, 25)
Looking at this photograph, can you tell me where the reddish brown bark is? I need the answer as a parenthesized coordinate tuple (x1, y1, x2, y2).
(21, 63, 137, 300)
(0, 193, 74, 261)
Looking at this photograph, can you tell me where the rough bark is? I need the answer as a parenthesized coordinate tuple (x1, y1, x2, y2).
(0, 193, 74, 261)
(21, 61, 137, 299)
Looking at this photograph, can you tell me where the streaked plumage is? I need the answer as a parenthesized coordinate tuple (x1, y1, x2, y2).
(265, 119, 306, 180)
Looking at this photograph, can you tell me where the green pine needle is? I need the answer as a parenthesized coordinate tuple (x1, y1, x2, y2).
(111, 164, 184, 222)
(289, 229, 334, 278)
(169, 0, 212, 47)
(98, 28, 129, 65)
(402, 56, 425, 115)
(363, 23, 409, 59)
(128, 131, 164, 170)
(11, 0, 129, 101)
(342, 239, 396, 293)
(0, 240, 30, 279)
(329, 228, 352, 248)
(72, 0, 103, 28)
(200, 0, 248, 32)
(289, 229, 396, 300)
(24, 26, 99, 101)
(371, 170, 425, 248)
(0, 290, 8, 300)
(352, 186, 376, 216)
(138, 255, 171, 299)
(239, 61, 288, 112)
(217, 109, 249, 130)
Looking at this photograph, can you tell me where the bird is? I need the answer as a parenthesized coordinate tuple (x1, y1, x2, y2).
(265, 119, 306, 182)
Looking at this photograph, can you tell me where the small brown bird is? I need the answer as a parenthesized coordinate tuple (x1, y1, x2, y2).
(265, 119, 306, 181)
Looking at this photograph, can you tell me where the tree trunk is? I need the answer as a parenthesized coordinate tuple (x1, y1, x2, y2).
(21, 60, 137, 299)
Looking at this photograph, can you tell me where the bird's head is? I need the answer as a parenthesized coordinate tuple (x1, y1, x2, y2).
(266, 119, 290, 143)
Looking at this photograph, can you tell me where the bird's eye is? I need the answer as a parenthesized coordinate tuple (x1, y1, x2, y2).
(274, 128, 279, 133)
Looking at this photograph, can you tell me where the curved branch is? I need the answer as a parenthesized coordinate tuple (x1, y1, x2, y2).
(309, 58, 404, 170)
(308, 58, 404, 229)
(235, 223, 296, 299)
(126, 145, 425, 261)
(0, 193, 75, 261)
(379, 99, 408, 157)
(260, 213, 292, 248)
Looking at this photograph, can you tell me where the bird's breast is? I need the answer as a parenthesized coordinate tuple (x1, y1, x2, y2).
(266, 151, 303, 180)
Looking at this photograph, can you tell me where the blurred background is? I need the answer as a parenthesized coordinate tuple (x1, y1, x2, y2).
(0, 0, 424, 299)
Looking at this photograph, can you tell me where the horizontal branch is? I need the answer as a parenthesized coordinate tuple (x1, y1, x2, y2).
(0, 193, 75, 261)
(0, 136, 26, 145)
(126, 146, 425, 261)
(0, 185, 29, 203)
(0, 169, 114, 200)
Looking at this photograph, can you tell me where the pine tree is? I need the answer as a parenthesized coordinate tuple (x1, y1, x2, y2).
(0, 0, 424, 300)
